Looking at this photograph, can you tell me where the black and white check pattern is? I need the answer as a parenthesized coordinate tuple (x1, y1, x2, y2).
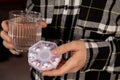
(26, 0, 120, 80)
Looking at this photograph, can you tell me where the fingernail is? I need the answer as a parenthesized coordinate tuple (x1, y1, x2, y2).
(51, 50, 57, 55)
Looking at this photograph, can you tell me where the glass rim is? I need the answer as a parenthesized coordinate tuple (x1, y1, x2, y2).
(9, 10, 41, 17)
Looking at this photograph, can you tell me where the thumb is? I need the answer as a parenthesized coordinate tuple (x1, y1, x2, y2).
(41, 21, 47, 28)
(51, 41, 78, 55)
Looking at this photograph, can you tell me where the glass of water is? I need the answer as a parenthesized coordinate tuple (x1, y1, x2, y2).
(8, 10, 42, 52)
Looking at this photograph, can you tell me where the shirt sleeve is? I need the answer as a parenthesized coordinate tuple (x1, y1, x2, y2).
(81, 36, 120, 73)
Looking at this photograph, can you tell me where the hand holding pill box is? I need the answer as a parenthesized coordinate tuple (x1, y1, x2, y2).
(28, 41, 62, 72)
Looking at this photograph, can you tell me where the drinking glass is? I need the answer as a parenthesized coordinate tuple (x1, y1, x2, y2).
(8, 10, 42, 52)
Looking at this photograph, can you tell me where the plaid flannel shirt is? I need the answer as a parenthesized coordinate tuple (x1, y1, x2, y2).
(26, 0, 120, 80)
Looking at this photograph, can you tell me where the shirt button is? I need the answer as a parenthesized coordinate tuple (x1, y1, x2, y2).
(64, 5, 68, 10)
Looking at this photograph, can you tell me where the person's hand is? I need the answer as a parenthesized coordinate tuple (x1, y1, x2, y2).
(0, 20, 47, 55)
(42, 40, 87, 76)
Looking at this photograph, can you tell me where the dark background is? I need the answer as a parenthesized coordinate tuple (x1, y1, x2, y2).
(0, 0, 31, 80)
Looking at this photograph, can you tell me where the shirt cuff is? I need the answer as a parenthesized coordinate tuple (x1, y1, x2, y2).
(80, 41, 91, 71)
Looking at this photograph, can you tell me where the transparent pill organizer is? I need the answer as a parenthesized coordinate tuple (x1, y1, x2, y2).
(28, 40, 62, 72)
